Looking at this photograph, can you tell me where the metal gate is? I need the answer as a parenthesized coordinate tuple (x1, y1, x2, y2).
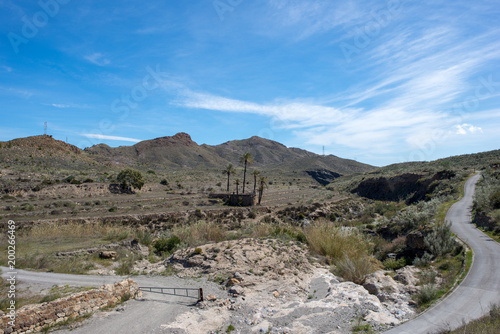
(139, 287, 203, 302)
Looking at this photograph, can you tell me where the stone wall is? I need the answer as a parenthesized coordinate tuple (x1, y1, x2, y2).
(0, 279, 139, 334)
(209, 193, 257, 206)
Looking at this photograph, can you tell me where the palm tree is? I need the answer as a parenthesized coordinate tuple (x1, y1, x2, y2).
(258, 176, 268, 205)
(240, 152, 254, 193)
(235, 178, 240, 195)
(252, 169, 260, 193)
(222, 164, 236, 192)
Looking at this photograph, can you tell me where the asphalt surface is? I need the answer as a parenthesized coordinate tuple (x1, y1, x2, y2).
(0, 267, 221, 333)
(385, 172, 500, 334)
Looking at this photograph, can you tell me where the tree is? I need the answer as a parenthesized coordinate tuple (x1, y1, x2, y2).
(252, 170, 260, 193)
(235, 179, 240, 195)
(258, 176, 268, 205)
(117, 169, 144, 193)
(222, 163, 236, 192)
(240, 152, 254, 193)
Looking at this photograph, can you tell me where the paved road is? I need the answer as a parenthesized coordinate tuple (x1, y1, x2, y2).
(0, 267, 221, 333)
(386, 173, 500, 334)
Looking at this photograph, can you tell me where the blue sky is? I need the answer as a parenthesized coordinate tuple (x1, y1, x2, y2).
(1, 0, 499, 166)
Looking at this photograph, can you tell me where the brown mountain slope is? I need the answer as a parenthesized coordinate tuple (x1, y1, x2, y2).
(202, 136, 316, 166)
(0, 133, 375, 177)
(1, 135, 81, 155)
(85, 133, 228, 169)
(84, 133, 375, 175)
(205, 136, 373, 174)
(0, 135, 102, 171)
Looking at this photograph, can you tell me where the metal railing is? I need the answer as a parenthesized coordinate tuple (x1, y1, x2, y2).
(139, 287, 204, 302)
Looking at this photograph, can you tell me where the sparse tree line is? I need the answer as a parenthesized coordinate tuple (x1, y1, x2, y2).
(112, 153, 269, 203)
(222, 152, 267, 204)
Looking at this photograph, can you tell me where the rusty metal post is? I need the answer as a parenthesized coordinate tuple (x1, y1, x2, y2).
(199, 288, 204, 302)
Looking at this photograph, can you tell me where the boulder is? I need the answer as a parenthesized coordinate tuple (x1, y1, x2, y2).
(99, 251, 116, 259)
(394, 266, 420, 286)
(226, 278, 240, 286)
(233, 272, 244, 281)
(363, 271, 399, 297)
(228, 286, 245, 296)
(206, 294, 217, 301)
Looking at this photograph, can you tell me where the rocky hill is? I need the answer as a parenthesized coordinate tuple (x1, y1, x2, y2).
(0, 135, 102, 171)
(205, 136, 373, 175)
(0, 133, 374, 188)
(83, 132, 375, 174)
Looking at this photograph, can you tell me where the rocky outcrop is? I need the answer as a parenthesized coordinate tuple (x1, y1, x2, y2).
(353, 171, 456, 204)
(166, 238, 314, 280)
(163, 240, 419, 333)
(362, 267, 420, 321)
(55, 239, 147, 257)
(0, 279, 140, 334)
(306, 169, 342, 186)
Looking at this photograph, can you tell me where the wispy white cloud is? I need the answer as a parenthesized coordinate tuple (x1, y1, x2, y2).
(1, 86, 33, 99)
(167, 18, 500, 160)
(82, 134, 140, 142)
(455, 123, 483, 135)
(2, 66, 12, 72)
(44, 103, 90, 109)
(177, 90, 349, 128)
(265, 0, 370, 40)
(84, 53, 110, 66)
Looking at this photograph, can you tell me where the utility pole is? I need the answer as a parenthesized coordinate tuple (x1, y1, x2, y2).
(322, 146, 325, 156)
(44, 122, 47, 135)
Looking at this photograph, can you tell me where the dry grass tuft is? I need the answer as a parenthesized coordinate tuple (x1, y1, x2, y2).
(304, 218, 380, 283)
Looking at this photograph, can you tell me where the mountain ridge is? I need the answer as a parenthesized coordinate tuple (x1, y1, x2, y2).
(0, 133, 375, 175)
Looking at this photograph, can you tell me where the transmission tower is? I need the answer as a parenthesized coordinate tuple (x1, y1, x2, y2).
(44, 122, 47, 135)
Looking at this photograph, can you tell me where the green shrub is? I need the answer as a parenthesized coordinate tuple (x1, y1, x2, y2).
(40, 293, 62, 303)
(193, 247, 203, 255)
(383, 257, 406, 270)
(413, 252, 433, 267)
(424, 221, 456, 257)
(295, 231, 308, 244)
(115, 261, 132, 276)
(134, 230, 153, 246)
(153, 236, 181, 256)
(117, 169, 144, 192)
(416, 284, 438, 305)
(105, 228, 130, 241)
(160, 179, 169, 186)
(64, 176, 82, 185)
(490, 191, 500, 209)
(120, 292, 131, 303)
